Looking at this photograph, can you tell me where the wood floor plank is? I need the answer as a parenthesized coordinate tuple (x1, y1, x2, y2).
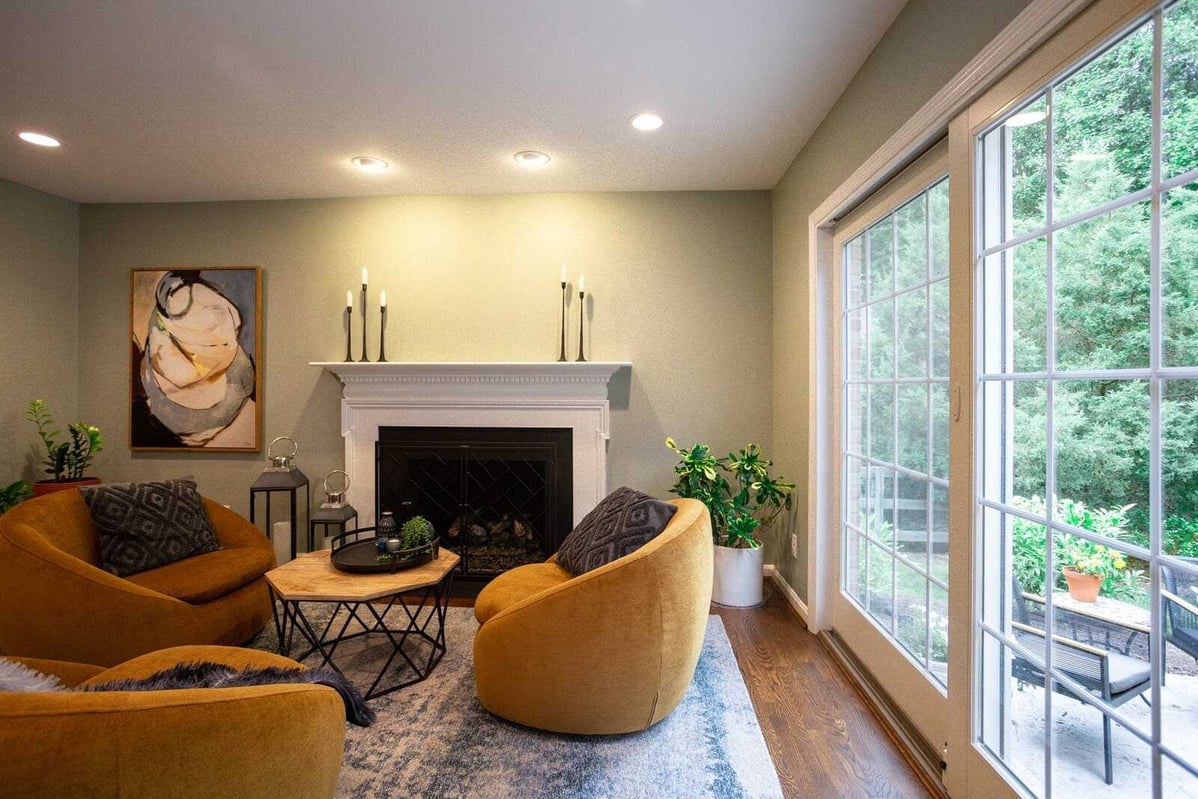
(714, 582, 934, 799)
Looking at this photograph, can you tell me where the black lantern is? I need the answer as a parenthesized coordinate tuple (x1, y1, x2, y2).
(250, 436, 309, 561)
(309, 469, 358, 551)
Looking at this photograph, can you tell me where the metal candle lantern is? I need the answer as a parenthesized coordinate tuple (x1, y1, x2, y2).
(310, 469, 357, 552)
(249, 436, 310, 561)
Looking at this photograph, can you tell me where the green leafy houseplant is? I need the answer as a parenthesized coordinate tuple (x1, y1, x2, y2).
(665, 438, 795, 549)
(0, 480, 32, 514)
(400, 515, 434, 549)
(26, 399, 104, 482)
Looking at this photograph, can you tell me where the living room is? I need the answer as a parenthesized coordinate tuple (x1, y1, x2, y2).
(3, 1, 1195, 798)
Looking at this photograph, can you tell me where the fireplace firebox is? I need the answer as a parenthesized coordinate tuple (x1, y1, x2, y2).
(376, 427, 572, 588)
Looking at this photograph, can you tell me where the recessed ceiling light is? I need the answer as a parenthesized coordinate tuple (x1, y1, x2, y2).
(17, 131, 61, 147)
(629, 113, 663, 132)
(1005, 109, 1048, 128)
(513, 150, 550, 168)
(351, 156, 389, 173)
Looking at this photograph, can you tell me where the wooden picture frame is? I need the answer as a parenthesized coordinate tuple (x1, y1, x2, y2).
(129, 266, 263, 452)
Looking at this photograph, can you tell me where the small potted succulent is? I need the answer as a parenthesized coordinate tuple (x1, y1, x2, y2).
(401, 515, 437, 557)
(666, 438, 795, 607)
(26, 399, 104, 496)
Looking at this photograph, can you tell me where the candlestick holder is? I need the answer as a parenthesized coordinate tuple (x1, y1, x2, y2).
(358, 284, 369, 362)
(576, 290, 587, 362)
(378, 306, 388, 362)
(344, 307, 353, 362)
(557, 281, 568, 362)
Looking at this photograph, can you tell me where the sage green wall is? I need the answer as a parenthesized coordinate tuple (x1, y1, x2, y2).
(78, 191, 772, 523)
(0, 179, 79, 483)
(769, 0, 1033, 598)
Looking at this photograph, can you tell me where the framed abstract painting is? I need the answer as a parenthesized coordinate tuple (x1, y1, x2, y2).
(130, 267, 262, 451)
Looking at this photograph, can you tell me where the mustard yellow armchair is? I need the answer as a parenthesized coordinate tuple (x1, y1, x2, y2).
(472, 498, 713, 734)
(0, 645, 345, 799)
(0, 489, 274, 666)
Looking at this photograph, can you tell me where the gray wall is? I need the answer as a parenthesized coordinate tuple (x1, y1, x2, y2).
(769, 0, 1033, 597)
(78, 191, 773, 522)
(0, 179, 79, 483)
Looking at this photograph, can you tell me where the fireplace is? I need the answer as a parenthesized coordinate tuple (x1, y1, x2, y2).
(311, 361, 629, 579)
(377, 426, 572, 585)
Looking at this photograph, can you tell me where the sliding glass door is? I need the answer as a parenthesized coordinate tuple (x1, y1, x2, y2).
(970, 1, 1198, 795)
(832, 143, 953, 752)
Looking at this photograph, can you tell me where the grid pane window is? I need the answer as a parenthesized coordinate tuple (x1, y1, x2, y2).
(843, 177, 950, 689)
(975, 3, 1198, 795)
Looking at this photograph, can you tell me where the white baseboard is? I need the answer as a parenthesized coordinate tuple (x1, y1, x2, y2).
(763, 564, 809, 625)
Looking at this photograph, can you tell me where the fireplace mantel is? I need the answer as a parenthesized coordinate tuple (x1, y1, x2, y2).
(311, 362, 630, 529)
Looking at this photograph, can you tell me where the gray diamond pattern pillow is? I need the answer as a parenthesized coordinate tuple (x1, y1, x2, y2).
(79, 478, 221, 577)
(556, 486, 677, 576)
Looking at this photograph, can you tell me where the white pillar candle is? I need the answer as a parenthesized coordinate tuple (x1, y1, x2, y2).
(560, 264, 567, 283)
(346, 290, 353, 308)
(380, 290, 387, 308)
(361, 267, 368, 286)
(579, 275, 585, 293)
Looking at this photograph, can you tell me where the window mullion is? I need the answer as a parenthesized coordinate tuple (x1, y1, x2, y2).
(1148, 11, 1164, 796)
(1042, 80, 1058, 799)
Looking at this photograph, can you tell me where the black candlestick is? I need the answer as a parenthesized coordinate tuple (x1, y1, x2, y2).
(576, 290, 587, 362)
(358, 284, 369, 362)
(344, 307, 353, 362)
(557, 281, 568, 362)
(378, 306, 388, 362)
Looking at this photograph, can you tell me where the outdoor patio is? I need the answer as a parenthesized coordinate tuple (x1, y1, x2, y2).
(1006, 665, 1198, 797)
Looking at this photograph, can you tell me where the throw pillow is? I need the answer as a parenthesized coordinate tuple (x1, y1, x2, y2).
(79, 478, 220, 577)
(556, 486, 677, 576)
(0, 658, 64, 692)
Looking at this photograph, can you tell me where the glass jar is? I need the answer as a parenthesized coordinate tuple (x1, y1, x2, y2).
(376, 511, 397, 553)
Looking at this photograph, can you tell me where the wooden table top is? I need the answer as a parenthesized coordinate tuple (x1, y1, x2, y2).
(266, 548, 460, 602)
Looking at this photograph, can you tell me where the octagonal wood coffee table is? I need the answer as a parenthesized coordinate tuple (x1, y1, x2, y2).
(266, 548, 459, 700)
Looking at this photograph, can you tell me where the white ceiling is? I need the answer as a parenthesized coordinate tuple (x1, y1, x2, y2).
(0, 0, 905, 203)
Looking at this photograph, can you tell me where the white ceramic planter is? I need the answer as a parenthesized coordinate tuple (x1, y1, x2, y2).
(712, 544, 765, 607)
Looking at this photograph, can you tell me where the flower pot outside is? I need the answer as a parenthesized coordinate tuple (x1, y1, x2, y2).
(712, 544, 765, 607)
(32, 477, 100, 497)
(1063, 566, 1102, 602)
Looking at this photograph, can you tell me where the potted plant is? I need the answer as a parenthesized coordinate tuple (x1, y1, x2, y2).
(1056, 534, 1129, 603)
(666, 438, 794, 607)
(0, 480, 32, 514)
(26, 399, 105, 496)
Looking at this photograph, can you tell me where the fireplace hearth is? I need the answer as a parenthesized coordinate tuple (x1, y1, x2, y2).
(377, 426, 572, 587)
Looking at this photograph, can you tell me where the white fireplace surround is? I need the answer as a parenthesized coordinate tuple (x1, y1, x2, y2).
(311, 362, 631, 529)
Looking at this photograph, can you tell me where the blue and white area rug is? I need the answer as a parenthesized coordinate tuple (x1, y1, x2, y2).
(251, 606, 783, 799)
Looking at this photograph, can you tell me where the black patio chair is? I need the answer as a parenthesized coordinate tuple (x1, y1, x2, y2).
(1162, 556, 1198, 668)
(1011, 581, 1152, 785)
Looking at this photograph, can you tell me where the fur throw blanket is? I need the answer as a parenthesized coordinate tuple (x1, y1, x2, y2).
(0, 658, 375, 727)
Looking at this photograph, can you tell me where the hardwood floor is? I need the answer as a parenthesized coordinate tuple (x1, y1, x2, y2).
(714, 581, 934, 799)
(447, 579, 932, 797)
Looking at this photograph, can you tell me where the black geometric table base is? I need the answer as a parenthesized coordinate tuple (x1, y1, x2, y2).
(269, 572, 454, 700)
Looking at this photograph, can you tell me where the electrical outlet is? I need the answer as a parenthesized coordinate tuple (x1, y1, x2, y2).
(790, 534, 798, 559)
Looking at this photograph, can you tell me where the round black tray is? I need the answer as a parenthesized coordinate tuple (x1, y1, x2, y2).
(330, 532, 440, 574)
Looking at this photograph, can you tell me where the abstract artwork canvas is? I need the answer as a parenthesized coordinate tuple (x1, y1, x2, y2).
(130, 267, 262, 451)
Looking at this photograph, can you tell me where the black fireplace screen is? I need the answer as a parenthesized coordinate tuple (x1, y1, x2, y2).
(376, 427, 572, 582)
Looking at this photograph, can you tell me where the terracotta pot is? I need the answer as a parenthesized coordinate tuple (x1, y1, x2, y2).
(1062, 566, 1102, 602)
(32, 477, 101, 497)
